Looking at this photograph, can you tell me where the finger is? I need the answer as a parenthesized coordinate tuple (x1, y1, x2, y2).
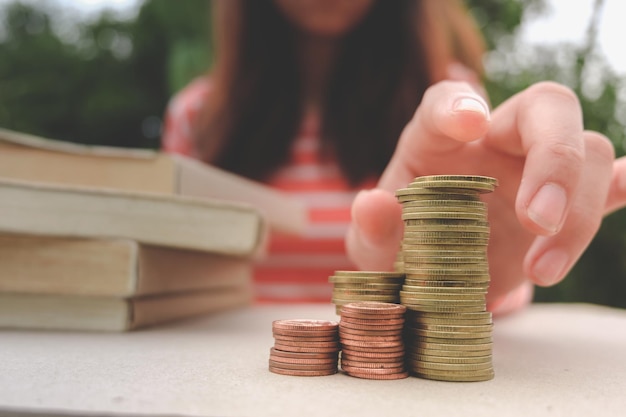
(523, 131, 614, 286)
(604, 155, 626, 214)
(378, 81, 490, 192)
(446, 62, 490, 104)
(486, 82, 586, 236)
(345, 189, 403, 271)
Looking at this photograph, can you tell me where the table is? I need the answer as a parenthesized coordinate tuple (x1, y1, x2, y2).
(1, 303, 625, 417)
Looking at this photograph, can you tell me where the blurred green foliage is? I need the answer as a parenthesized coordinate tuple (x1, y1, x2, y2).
(0, 0, 624, 307)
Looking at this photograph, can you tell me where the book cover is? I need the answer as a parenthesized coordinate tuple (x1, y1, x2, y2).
(0, 128, 306, 235)
(0, 234, 252, 297)
(0, 178, 265, 256)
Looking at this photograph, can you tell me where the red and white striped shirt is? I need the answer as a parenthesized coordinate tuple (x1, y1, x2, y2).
(162, 77, 374, 303)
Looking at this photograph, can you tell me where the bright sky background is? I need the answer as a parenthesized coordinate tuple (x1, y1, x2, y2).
(1, 0, 625, 75)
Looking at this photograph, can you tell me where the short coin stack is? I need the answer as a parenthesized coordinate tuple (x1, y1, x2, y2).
(269, 319, 340, 376)
(339, 302, 409, 380)
(329, 271, 404, 315)
(395, 175, 497, 382)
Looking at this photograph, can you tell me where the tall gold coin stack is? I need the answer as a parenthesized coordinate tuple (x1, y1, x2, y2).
(339, 302, 409, 380)
(329, 271, 404, 315)
(269, 319, 340, 377)
(395, 175, 497, 382)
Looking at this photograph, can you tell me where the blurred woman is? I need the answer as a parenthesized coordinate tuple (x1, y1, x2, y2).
(163, 0, 616, 315)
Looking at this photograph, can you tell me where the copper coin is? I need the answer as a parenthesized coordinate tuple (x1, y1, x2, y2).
(340, 311, 405, 321)
(341, 353, 405, 363)
(340, 335, 403, 343)
(270, 355, 338, 365)
(273, 334, 338, 342)
(341, 302, 407, 315)
(340, 359, 405, 369)
(339, 327, 402, 336)
(269, 366, 337, 377)
(270, 348, 338, 359)
(269, 360, 337, 371)
(341, 349, 404, 359)
(340, 321, 404, 331)
(341, 339, 405, 349)
(272, 319, 338, 332)
(340, 317, 405, 326)
(344, 370, 410, 380)
(341, 364, 406, 375)
(341, 344, 405, 353)
(273, 343, 340, 353)
(272, 329, 338, 338)
(271, 339, 340, 348)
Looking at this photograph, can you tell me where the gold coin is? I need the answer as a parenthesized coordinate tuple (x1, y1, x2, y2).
(396, 187, 479, 198)
(411, 360, 493, 372)
(400, 292, 485, 301)
(411, 175, 498, 185)
(401, 199, 487, 209)
(400, 296, 486, 306)
(409, 179, 496, 192)
(418, 341, 492, 350)
(403, 303, 486, 313)
(410, 347, 492, 358)
(333, 271, 405, 278)
(403, 230, 490, 238)
(332, 294, 400, 302)
(329, 276, 405, 284)
(417, 335, 492, 344)
(403, 267, 490, 275)
(411, 329, 492, 339)
(409, 311, 491, 320)
(401, 284, 487, 294)
(402, 212, 487, 222)
(413, 323, 493, 332)
(402, 249, 487, 256)
(333, 282, 403, 290)
(410, 353, 492, 364)
(402, 255, 486, 264)
(333, 288, 399, 296)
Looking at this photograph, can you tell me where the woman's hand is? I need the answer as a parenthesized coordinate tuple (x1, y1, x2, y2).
(345, 80, 616, 313)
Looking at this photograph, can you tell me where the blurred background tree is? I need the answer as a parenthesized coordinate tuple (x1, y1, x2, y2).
(0, 0, 624, 307)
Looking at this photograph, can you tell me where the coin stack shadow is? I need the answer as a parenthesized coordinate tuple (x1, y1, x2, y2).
(339, 302, 409, 380)
(269, 319, 340, 376)
(329, 271, 405, 315)
(395, 175, 498, 382)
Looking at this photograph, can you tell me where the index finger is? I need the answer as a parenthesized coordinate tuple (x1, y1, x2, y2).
(378, 81, 491, 192)
(485, 82, 586, 235)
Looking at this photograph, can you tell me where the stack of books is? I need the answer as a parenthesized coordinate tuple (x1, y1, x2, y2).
(0, 128, 306, 331)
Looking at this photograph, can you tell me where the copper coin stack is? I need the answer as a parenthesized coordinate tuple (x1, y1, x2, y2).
(395, 175, 497, 382)
(269, 319, 340, 376)
(329, 271, 405, 315)
(339, 302, 409, 380)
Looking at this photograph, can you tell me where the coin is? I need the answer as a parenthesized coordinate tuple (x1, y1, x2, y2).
(410, 353, 491, 364)
(333, 271, 405, 278)
(340, 302, 407, 315)
(272, 319, 338, 332)
(269, 348, 338, 359)
(269, 355, 338, 365)
(269, 366, 338, 377)
(269, 360, 338, 371)
(411, 175, 498, 185)
(344, 370, 410, 380)
(341, 359, 405, 369)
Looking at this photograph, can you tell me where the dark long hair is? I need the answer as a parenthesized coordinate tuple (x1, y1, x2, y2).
(195, 0, 485, 186)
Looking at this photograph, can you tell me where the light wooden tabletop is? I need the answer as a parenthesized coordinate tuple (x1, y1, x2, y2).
(1, 303, 625, 417)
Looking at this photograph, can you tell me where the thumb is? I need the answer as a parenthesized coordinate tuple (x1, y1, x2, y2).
(345, 189, 403, 271)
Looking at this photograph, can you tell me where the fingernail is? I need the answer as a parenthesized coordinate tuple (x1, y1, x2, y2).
(527, 183, 567, 234)
(533, 249, 569, 286)
(452, 97, 489, 117)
